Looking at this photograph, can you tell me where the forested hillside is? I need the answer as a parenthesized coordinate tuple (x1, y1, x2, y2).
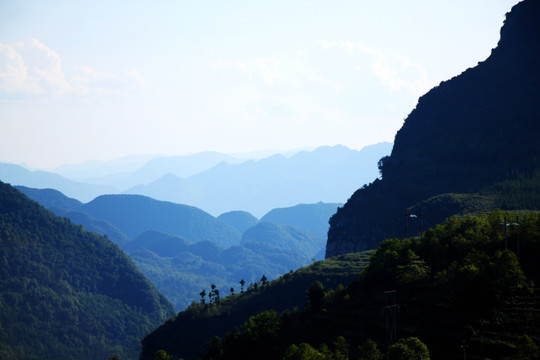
(125, 230, 310, 310)
(327, 0, 540, 257)
(16, 186, 340, 310)
(140, 252, 372, 360)
(143, 211, 540, 360)
(0, 182, 175, 359)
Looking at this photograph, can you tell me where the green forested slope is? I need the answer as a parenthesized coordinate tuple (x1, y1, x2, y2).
(0, 181, 175, 359)
(151, 211, 540, 360)
(140, 252, 372, 360)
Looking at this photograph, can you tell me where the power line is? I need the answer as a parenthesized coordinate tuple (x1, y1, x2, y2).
(381, 290, 401, 349)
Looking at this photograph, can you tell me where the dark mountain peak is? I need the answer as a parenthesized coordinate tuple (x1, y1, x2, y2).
(388, 0, 540, 191)
(326, 0, 540, 258)
(495, 0, 540, 57)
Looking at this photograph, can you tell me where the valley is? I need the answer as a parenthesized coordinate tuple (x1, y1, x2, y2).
(1, 1, 539, 359)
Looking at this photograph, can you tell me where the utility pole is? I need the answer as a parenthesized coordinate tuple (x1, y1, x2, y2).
(419, 208, 423, 240)
(382, 290, 400, 349)
(516, 216, 520, 260)
(501, 216, 520, 257)
(504, 216, 508, 250)
(404, 209, 409, 238)
(461, 340, 468, 360)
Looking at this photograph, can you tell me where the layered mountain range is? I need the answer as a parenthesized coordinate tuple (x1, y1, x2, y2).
(16, 186, 340, 310)
(326, 0, 540, 257)
(1, 143, 391, 217)
(1, 2, 539, 359)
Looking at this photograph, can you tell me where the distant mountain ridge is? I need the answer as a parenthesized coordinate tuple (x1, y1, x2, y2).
(242, 222, 325, 260)
(260, 202, 341, 239)
(81, 194, 242, 247)
(126, 143, 391, 217)
(218, 211, 260, 233)
(326, 0, 540, 257)
(0, 163, 116, 202)
(1, 143, 391, 217)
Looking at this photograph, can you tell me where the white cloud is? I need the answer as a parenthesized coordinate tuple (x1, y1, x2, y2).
(322, 40, 433, 95)
(0, 42, 32, 93)
(71, 66, 145, 96)
(0, 39, 71, 94)
(0, 39, 145, 98)
(209, 57, 286, 86)
(210, 60, 251, 77)
(254, 58, 282, 85)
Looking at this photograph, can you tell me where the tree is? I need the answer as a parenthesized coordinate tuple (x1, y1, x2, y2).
(357, 339, 383, 360)
(388, 337, 430, 360)
(199, 290, 206, 304)
(209, 284, 216, 304)
(332, 336, 349, 359)
(153, 349, 172, 360)
(396, 250, 430, 286)
(230, 287, 235, 297)
(260, 274, 268, 286)
(377, 156, 390, 178)
(508, 334, 539, 360)
(306, 281, 326, 312)
(240, 279, 245, 293)
(283, 343, 325, 360)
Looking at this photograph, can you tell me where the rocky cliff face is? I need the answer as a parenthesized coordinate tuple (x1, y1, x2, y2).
(326, 0, 540, 258)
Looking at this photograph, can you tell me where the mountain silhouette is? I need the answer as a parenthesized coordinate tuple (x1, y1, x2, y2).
(218, 210, 259, 233)
(81, 194, 242, 247)
(260, 202, 341, 239)
(0, 163, 116, 202)
(127, 143, 391, 217)
(326, 0, 540, 257)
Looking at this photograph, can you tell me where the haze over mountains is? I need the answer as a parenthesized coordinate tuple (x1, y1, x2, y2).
(1, 143, 391, 217)
(1, 1, 539, 359)
(6, 142, 380, 311)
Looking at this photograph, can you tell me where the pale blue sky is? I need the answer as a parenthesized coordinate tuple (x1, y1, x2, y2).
(0, 0, 520, 169)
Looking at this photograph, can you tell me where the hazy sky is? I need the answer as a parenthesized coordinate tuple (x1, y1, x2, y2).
(1, 0, 520, 169)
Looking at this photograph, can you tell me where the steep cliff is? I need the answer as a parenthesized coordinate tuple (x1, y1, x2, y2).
(326, 0, 540, 257)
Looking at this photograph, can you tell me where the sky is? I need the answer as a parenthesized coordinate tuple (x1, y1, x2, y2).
(0, 0, 521, 170)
